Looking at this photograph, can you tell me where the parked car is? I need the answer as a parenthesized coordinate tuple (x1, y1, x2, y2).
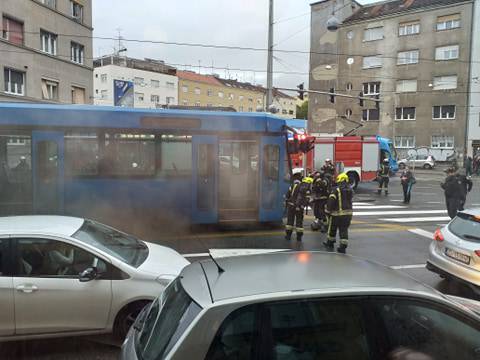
(398, 154, 436, 169)
(122, 251, 480, 360)
(427, 209, 480, 288)
(0, 216, 189, 342)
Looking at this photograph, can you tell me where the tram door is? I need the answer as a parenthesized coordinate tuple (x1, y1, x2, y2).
(218, 141, 258, 222)
(32, 131, 64, 214)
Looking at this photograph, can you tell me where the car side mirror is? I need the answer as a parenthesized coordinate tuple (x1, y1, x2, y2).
(79, 267, 98, 282)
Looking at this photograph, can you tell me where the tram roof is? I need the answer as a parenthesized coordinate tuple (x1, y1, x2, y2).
(0, 103, 287, 133)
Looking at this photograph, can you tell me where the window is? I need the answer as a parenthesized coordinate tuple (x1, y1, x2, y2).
(207, 89, 213, 97)
(16, 238, 107, 277)
(151, 95, 160, 103)
(399, 21, 420, 36)
(166, 97, 175, 105)
(396, 79, 417, 93)
(239, 95, 244, 101)
(151, 80, 160, 88)
(218, 91, 224, 98)
(248, 107, 253, 112)
(397, 50, 419, 65)
(182, 85, 188, 93)
(100, 90, 108, 99)
(396, 107, 416, 120)
(206, 103, 213, 108)
(433, 75, 457, 90)
(134, 77, 144, 86)
(158, 135, 192, 176)
(346, 82, 353, 91)
(362, 56, 382, 69)
(363, 26, 384, 41)
(100, 74, 107, 83)
(395, 136, 415, 148)
(166, 82, 174, 89)
(2, 16, 24, 45)
(448, 212, 480, 242)
(282, 109, 287, 115)
(4, 68, 25, 96)
(289, 110, 294, 115)
(432, 135, 454, 148)
(70, 42, 84, 64)
(362, 109, 380, 121)
(435, 45, 459, 61)
(194, 87, 200, 95)
(248, 98, 253, 103)
(71, 86, 85, 104)
(195, 101, 200, 107)
(345, 109, 353, 118)
(41, 79, 59, 100)
(264, 145, 280, 181)
(65, 132, 99, 176)
(40, 30, 57, 55)
(135, 92, 144, 102)
(373, 297, 480, 359)
(229, 93, 234, 100)
(70, 1, 84, 22)
(437, 14, 461, 31)
(433, 105, 456, 120)
(239, 105, 244, 111)
(363, 82, 380, 95)
(0, 239, 4, 276)
(182, 100, 188, 106)
(40, 0, 56, 8)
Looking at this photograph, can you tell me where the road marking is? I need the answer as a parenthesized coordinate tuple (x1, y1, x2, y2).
(390, 264, 426, 270)
(353, 202, 376, 206)
(381, 216, 451, 223)
(355, 209, 447, 216)
(408, 228, 435, 239)
(427, 202, 443, 204)
(390, 200, 404, 202)
(353, 205, 406, 209)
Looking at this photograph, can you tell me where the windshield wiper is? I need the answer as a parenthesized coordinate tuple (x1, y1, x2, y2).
(463, 234, 480, 241)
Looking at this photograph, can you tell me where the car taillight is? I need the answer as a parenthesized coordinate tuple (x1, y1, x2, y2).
(434, 229, 444, 242)
(475, 250, 480, 257)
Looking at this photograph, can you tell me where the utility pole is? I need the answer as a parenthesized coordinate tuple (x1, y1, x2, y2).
(266, 0, 274, 110)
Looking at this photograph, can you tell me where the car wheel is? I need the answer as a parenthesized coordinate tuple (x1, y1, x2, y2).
(423, 164, 432, 170)
(398, 163, 405, 170)
(114, 301, 150, 340)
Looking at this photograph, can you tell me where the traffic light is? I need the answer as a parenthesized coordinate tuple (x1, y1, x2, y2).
(329, 88, 335, 104)
(359, 91, 364, 107)
(297, 83, 305, 100)
(375, 95, 380, 110)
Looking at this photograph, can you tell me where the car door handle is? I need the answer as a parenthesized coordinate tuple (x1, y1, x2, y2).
(16, 284, 39, 293)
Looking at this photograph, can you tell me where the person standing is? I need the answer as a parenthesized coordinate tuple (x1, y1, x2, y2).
(323, 173, 353, 254)
(377, 159, 390, 195)
(465, 155, 473, 177)
(285, 175, 312, 241)
(400, 166, 415, 204)
(311, 171, 329, 232)
(456, 169, 473, 211)
(441, 167, 463, 219)
(321, 159, 335, 177)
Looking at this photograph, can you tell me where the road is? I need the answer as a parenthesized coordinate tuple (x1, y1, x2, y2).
(3, 170, 480, 359)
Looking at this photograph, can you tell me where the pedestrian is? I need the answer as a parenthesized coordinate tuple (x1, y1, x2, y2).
(465, 155, 473, 177)
(377, 158, 390, 195)
(456, 169, 473, 211)
(400, 166, 415, 204)
(321, 159, 335, 177)
(323, 173, 353, 254)
(441, 167, 463, 219)
(285, 175, 312, 241)
(310, 171, 329, 232)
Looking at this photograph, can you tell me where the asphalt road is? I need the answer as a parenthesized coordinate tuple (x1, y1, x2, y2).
(3, 170, 480, 359)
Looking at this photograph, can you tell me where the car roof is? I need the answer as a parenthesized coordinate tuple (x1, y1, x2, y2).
(181, 251, 436, 304)
(460, 208, 480, 217)
(0, 216, 84, 237)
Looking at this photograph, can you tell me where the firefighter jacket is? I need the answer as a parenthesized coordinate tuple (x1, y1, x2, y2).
(311, 177, 329, 200)
(441, 175, 463, 198)
(326, 183, 353, 217)
(456, 174, 473, 197)
(321, 164, 335, 176)
(286, 181, 310, 209)
(378, 164, 390, 178)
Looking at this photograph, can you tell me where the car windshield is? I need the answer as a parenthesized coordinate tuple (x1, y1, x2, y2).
(73, 219, 149, 267)
(449, 213, 480, 242)
(137, 278, 202, 360)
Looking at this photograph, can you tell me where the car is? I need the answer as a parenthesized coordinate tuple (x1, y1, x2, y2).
(398, 154, 435, 170)
(427, 209, 480, 288)
(0, 215, 189, 342)
(122, 251, 480, 360)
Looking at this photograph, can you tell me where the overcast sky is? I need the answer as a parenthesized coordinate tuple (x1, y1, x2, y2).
(93, 0, 378, 92)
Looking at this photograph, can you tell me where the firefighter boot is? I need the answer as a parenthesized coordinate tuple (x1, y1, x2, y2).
(337, 244, 347, 254)
(323, 239, 335, 251)
(296, 233, 303, 242)
(285, 230, 293, 241)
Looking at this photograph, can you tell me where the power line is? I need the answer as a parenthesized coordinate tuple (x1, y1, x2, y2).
(274, 11, 310, 25)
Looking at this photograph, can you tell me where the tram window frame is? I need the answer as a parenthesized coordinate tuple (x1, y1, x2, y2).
(65, 132, 100, 177)
(156, 134, 192, 177)
(264, 145, 280, 181)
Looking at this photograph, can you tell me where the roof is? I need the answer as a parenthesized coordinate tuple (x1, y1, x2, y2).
(0, 216, 84, 237)
(93, 55, 176, 76)
(344, 0, 470, 23)
(176, 71, 223, 86)
(184, 251, 436, 303)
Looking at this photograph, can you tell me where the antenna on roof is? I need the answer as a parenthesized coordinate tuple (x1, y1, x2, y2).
(208, 251, 225, 273)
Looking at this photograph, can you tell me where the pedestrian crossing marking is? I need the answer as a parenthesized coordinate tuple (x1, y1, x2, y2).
(353, 205, 406, 209)
(354, 209, 447, 216)
(408, 229, 434, 239)
(380, 216, 450, 223)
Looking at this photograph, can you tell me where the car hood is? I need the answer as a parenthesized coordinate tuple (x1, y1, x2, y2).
(137, 242, 189, 276)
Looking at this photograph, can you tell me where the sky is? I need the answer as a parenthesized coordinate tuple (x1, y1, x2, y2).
(92, 0, 378, 92)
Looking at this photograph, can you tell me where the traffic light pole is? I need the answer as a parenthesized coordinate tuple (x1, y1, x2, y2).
(266, 0, 274, 110)
(276, 87, 382, 105)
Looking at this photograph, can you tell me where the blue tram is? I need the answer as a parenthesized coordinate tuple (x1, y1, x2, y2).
(0, 103, 290, 230)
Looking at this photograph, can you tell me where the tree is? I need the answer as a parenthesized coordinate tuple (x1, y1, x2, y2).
(296, 100, 308, 119)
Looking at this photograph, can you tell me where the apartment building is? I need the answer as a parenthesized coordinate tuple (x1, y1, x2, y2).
(93, 56, 178, 109)
(0, 0, 93, 104)
(467, 0, 480, 157)
(310, 0, 474, 160)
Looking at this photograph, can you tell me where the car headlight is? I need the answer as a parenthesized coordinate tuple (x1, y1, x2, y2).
(155, 274, 177, 287)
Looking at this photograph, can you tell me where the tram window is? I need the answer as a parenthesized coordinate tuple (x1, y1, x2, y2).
(264, 145, 280, 181)
(65, 133, 99, 176)
(102, 134, 155, 176)
(158, 135, 192, 176)
(0, 135, 32, 214)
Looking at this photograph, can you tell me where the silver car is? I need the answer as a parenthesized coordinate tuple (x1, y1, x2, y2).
(427, 208, 480, 287)
(398, 155, 436, 170)
(122, 251, 480, 360)
(0, 216, 189, 342)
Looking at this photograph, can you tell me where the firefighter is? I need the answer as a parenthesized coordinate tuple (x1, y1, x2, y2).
(323, 173, 353, 254)
(377, 158, 390, 195)
(285, 175, 312, 241)
(441, 167, 463, 219)
(321, 159, 335, 177)
(456, 169, 473, 211)
(310, 171, 329, 232)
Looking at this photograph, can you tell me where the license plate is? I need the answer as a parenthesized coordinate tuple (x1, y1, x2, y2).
(445, 248, 471, 265)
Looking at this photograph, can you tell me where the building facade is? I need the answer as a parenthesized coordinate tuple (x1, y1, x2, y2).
(310, 0, 474, 161)
(0, 0, 93, 104)
(93, 56, 178, 109)
(467, 0, 480, 157)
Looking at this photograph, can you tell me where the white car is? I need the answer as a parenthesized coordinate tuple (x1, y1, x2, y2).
(398, 155, 436, 170)
(0, 216, 189, 342)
